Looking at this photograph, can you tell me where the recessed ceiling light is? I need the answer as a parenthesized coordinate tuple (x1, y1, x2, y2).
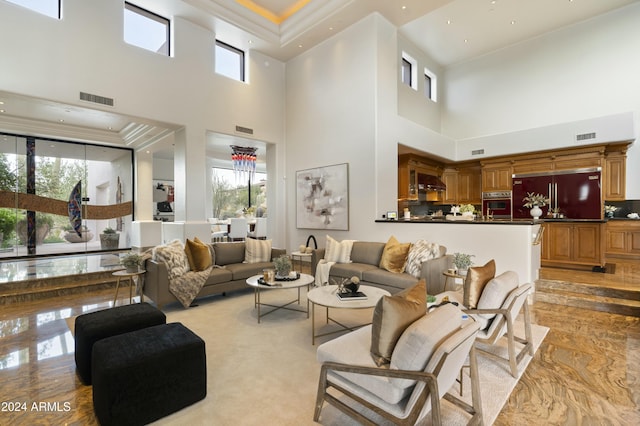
(248, 40, 253, 44)
(58, 119, 64, 122)
(0, 101, 4, 105)
(447, 19, 451, 25)
(329, 26, 333, 30)
(464, 39, 469, 43)
(0, 109, 4, 113)
(511, 20, 516, 25)
(298, 44, 303, 48)
(401, 6, 407, 10)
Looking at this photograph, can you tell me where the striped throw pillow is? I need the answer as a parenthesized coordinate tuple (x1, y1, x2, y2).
(324, 235, 355, 263)
(405, 240, 441, 278)
(245, 238, 272, 263)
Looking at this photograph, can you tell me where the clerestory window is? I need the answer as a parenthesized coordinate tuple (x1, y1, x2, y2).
(124, 2, 170, 56)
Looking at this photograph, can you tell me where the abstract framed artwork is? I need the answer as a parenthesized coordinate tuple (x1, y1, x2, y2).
(296, 163, 349, 230)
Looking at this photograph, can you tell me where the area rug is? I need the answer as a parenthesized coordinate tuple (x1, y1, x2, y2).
(68, 290, 548, 425)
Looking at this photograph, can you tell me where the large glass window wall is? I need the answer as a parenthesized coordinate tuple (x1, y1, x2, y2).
(0, 133, 133, 259)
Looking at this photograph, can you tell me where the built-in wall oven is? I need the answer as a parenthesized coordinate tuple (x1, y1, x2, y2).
(482, 191, 512, 219)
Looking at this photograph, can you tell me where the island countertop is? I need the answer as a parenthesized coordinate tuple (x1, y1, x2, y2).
(375, 218, 608, 225)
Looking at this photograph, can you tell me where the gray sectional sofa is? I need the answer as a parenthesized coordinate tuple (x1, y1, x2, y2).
(144, 242, 285, 309)
(311, 241, 452, 295)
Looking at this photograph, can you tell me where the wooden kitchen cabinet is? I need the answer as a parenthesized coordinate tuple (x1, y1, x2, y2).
(603, 153, 626, 201)
(457, 167, 482, 204)
(542, 222, 604, 268)
(398, 154, 443, 201)
(438, 165, 481, 205)
(482, 164, 512, 192)
(441, 169, 458, 204)
(605, 220, 640, 260)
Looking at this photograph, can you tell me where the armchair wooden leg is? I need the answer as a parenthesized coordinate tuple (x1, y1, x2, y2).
(469, 345, 484, 425)
(523, 301, 534, 356)
(314, 366, 328, 421)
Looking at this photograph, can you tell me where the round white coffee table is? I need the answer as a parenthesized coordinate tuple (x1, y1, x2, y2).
(246, 273, 315, 323)
(307, 284, 390, 344)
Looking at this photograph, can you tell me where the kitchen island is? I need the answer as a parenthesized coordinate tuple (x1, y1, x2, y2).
(374, 218, 542, 288)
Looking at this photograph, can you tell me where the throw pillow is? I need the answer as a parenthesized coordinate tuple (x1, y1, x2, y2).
(379, 236, 411, 273)
(389, 303, 462, 390)
(184, 238, 212, 271)
(476, 270, 519, 321)
(370, 280, 426, 366)
(463, 259, 496, 309)
(405, 240, 440, 278)
(244, 238, 272, 263)
(324, 235, 355, 263)
(152, 239, 190, 280)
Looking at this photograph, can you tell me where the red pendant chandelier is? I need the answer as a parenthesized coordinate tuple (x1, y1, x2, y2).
(230, 145, 257, 183)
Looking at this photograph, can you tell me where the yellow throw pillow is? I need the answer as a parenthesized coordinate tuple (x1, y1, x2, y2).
(379, 236, 412, 273)
(463, 259, 496, 309)
(185, 238, 213, 271)
(370, 280, 426, 366)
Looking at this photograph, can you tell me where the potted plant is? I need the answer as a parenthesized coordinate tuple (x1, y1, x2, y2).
(459, 204, 475, 216)
(522, 192, 549, 219)
(63, 224, 94, 243)
(100, 227, 120, 250)
(453, 252, 474, 276)
(604, 205, 618, 218)
(120, 252, 143, 273)
(273, 254, 292, 278)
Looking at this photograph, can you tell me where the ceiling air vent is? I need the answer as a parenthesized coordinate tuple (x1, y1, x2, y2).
(471, 149, 485, 156)
(235, 125, 254, 135)
(79, 92, 114, 106)
(576, 132, 596, 141)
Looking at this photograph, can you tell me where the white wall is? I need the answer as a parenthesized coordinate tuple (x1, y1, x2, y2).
(396, 34, 442, 131)
(286, 15, 378, 249)
(0, 0, 287, 246)
(443, 2, 640, 197)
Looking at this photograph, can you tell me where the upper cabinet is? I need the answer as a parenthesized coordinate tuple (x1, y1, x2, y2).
(604, 151, 626, 201)
(480, 143, 631, 201)
(397, 154, 443, 201)
(482, 163, 512, 192)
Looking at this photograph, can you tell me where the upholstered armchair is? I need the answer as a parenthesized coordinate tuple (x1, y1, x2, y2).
(441, 269, 534, 378)
(464, 280, 534, 378)
(314, 304, 483, 425)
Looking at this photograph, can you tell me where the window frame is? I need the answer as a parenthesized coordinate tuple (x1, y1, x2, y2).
(215, 40, 246, 82)
(424, 67, 438, 102)
(5, 0, 60, 19)
(401, 52, 418, 90)
(124, 2, 171, 56)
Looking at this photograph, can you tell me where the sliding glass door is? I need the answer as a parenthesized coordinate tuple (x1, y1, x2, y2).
(0, 133, 133, 258)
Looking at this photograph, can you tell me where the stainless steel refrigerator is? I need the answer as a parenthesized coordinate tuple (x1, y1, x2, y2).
(512, 168, 602, 219)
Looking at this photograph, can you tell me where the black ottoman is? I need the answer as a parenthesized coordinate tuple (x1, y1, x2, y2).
(92, 322, 207, 426)
(74, 302, 166, 385)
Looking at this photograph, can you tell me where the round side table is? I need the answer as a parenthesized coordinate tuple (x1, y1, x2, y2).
(443, 270, 465, 291)
(112, 269, 146, 305)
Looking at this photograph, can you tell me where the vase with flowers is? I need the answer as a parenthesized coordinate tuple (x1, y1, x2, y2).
(522, 192, 549, 219)
(604, 205, 618, 218)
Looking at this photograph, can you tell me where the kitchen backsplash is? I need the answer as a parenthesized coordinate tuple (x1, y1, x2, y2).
(604, 200, 640, 217)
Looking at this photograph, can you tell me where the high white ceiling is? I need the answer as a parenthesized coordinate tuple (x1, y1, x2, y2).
(1, 0, 636, 162)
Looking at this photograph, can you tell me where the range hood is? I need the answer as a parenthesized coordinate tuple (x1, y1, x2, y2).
(419, 174, 446, 192)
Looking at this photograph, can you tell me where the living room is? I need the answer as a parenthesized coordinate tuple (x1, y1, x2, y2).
(1, 0, 639, 424)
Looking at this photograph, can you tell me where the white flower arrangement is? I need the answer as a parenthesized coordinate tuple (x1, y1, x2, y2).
(604, 205, 618, 214)
(522, 192, 550, 208)
(459, 204, 475, 214)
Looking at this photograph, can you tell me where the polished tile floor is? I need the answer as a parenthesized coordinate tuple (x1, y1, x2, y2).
(0, 256, 638, 425)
